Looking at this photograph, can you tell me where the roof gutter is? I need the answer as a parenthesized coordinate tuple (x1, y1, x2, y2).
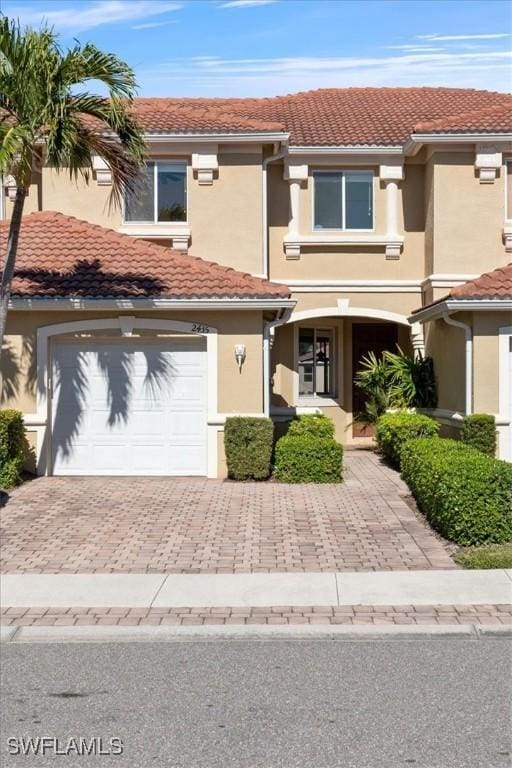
(442, 312, 473, 416)
(8, 297, 295, 311)
(262, 146, 287, 279)
(405, 133, 512, 156)
(410, 298, 512, 324)
(144, 132, 290, 144)
(263, 306, 294, 417)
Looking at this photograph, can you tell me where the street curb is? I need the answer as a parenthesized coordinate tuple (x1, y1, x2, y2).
(0, 623, 489, 643)
(475, 624, 512, 637)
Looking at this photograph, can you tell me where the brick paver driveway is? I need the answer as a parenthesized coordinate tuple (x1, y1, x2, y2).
(0, 451, 456, 573)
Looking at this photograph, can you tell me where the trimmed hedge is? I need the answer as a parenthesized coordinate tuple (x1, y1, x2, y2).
(287, 413, 335, 440)
(224, 416, 274, 480)
(0, 409, 25, 489)
(401, 437, 512, 546)
(274, 435, 343, 484)
(375, 411, 440, 468)
(461, 413, 496, 457)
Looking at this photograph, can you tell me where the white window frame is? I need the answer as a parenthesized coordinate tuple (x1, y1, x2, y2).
(294, 323, 341, 406)
(312, 169, 374, 233)
(123, 160, 188, 225)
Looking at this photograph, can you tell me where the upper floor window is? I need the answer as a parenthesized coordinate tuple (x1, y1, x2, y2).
(124, 161, 187, 223)
(313, 170, 373, 231)
(506, 160, 512, 221)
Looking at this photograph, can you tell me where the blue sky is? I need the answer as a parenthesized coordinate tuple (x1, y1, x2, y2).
(2, 0, 511, 95)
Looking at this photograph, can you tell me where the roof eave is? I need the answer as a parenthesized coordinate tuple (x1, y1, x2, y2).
(405, 133, 512, 155)
(410, 298, 512, 323)
(8, 296, 295, 311)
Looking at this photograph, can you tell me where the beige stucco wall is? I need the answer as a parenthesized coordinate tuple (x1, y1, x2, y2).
(428, 151, 508, 275)
(1, 309, 266, 476)
(424, 310, 512, 417)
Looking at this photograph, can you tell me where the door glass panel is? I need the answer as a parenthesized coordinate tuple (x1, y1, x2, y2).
(124, 163, 155, 222)
(158, 163, 186, 222)
(315, 329, 333, 395)
(299, 328, 315, 395)
(314, 172, 343, 229)
(345, 172, 373, 229)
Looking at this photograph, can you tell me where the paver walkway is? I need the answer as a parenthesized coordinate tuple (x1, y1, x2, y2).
(2, 605, 510, 627)
(0, 451, 456, 573)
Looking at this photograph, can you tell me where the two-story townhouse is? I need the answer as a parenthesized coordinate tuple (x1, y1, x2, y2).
(2, 87, 511, 477)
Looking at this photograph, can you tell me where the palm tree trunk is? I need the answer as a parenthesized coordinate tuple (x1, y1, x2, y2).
(0, 188, 26, 351)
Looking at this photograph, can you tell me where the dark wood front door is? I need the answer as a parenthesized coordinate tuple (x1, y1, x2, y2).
(352, 323, 398, 437)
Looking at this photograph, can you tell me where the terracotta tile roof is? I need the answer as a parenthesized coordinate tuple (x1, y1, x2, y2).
(449, 263, 512, 300)
(128, 88, 512, 146)
(1, 212, 290, 301)
(414, 103, 512, 134)
(412, 263, 512, 314)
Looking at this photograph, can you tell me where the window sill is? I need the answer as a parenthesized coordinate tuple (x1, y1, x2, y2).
(118, 223, 191, 251)
(503, 223, 512, 253)
(283, 233, 403, 259)
(296, 397, 339, 408)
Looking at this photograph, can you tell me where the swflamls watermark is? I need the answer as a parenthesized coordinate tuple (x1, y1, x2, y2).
(6, 737, 124, 757)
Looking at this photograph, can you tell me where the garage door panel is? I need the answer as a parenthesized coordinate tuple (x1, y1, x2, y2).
(52, 340, 207, 476)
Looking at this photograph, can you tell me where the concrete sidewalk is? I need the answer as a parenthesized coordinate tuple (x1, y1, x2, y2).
(2, 570, 511, 608)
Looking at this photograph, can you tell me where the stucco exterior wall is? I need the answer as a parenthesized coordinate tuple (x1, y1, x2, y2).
(424, 316, 467, 414)
(472, 311, 511, 415)
(429, 151, 508, 275)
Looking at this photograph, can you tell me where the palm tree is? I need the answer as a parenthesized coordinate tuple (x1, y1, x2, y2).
(0, 17, 146, 347)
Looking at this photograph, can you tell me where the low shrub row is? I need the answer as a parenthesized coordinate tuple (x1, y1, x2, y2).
(375, 411, 439, 468)
(224, 413, 343, 483)
(400, 437, 512, 546)
(461, 413, 497, 456)
(0, 409, 25, 489)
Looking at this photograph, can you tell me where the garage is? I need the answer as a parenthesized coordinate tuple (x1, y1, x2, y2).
(51, 339, 207, 476)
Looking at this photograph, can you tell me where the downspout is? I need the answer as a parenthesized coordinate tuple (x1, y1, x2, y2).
(262, 146, 287, 279)
(442, 312, 473, 415)
(263, 307, 293, 417)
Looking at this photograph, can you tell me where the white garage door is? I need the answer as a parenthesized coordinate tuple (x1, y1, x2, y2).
(51, 340, 207, 476)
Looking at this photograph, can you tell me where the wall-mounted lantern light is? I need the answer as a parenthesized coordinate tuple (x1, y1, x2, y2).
(234, 343, 246, 372)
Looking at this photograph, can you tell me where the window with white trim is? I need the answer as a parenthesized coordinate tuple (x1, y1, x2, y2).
(125, 161, 187, 223)
(313, 170, 373, 230)
(298, 327, 335, 397)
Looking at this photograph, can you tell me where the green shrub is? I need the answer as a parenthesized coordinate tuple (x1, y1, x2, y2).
(455, 544, 512, 569)
(375, 411, 440, 468)
(287, 414, 335, 440)
(224, 416, 274, 480)
(274, 435, 343, 484)
(461, 413, 497, 456)
(401, 437, 512, 546)
(0, 409, 25, 489)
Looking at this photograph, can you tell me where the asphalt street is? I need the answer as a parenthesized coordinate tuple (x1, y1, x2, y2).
(1, 637, 511, 768)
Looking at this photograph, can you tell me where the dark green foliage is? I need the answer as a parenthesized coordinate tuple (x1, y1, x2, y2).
(401, 437, 512, 546)
(354, 348, 438, 424)
(274, 435, 343, 484)
(375, 411, 440, 468)
(461, 413, 497, 457)
(287, 414, 335, 440)
(224, 417, 274, 480)
(0, 409, 25, 488)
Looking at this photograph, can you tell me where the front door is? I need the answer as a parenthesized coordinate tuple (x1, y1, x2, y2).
(352, 323, 398, 437)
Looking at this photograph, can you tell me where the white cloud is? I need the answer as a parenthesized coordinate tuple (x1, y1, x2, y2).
(418, 33, 510, 41)
(386, 45, 445, 52)
(218, 0, 277, 8)
(138, 48, 512, 96)
(4, 0, 182, 33)
(132, 20, 177, 30)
